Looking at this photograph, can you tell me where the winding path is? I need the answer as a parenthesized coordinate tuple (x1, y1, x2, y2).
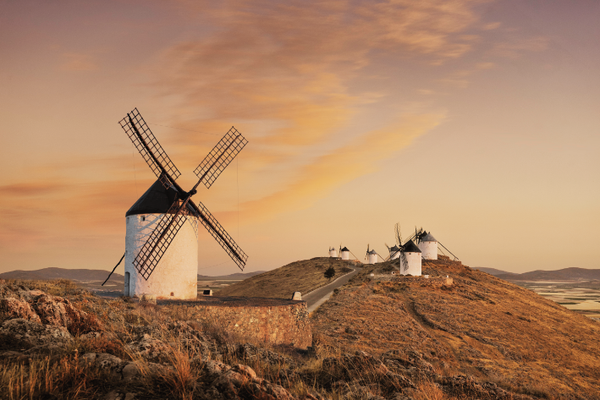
(303, 266, 361, 312)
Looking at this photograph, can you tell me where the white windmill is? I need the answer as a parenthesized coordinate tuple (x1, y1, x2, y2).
(340, 246, 351, 261)
(103, 109, 248, 299)
(328, 247, 338, 258)
(388, 224, 422, 276)
(364, 245, 378, 264)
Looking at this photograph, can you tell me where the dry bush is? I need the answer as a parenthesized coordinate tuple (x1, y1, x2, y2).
(148, 347, 199, 400)
(412, 379, 448, 400)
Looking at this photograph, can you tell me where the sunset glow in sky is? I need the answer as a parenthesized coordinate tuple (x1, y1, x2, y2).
(1, 0, 599, 275)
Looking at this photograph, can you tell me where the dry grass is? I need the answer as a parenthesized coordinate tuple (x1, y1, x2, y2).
(0, 353, 101, 400)
(312, 258, 600, 399)
(216, 257, 353, 298)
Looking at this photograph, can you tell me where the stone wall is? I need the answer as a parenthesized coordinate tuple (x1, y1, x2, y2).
(162, 297, 312, 349)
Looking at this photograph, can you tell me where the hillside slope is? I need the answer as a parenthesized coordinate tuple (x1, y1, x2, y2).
(311, 257, 600, 399)
(216, 257, 353, 298)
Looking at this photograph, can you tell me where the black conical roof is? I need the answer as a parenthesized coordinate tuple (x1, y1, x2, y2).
(420, 232, 437, 242)
(341, 247, 349, 251)
(402, 240, 421, 253)
(126, 179, 196, 217)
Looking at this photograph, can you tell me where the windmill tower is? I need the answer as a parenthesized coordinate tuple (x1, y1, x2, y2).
(340, 246, 350, 261)
(328, 247, 338, 258)
(401, 240, 422, 276)
(388, 245, 400, 260)
(118, 108, 248, 299)
(389, 224, 421, 276)
(364, 245, 378, 264)
(417, 232, 438, 260)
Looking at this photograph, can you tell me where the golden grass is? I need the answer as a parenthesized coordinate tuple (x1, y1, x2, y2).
(0, 354, 100, 400)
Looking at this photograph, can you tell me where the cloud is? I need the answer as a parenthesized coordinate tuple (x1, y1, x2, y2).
(60, 53, 98, 71)
(147, 1, 483, 222)
(220, 113, 445, 224)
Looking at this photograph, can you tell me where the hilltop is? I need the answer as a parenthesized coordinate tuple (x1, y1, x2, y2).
(216, 257, 353, 298)
(311, 257, 600, 399)
(1, 258, 600, 399)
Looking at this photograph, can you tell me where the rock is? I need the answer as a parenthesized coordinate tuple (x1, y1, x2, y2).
(233, 363, 257, 379)
(103, 390, 122, 400)
(31, 293, 101, 335)
(125, 334, 172, 363)
(0, 318, 73, 350)
(0, 297, 42, 323)
(122, 362, 143, 381)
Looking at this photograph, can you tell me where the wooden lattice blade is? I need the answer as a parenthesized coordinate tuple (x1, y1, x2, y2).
(133, 201, 188, 280)
(193, 127, 248, 189)
(195, 201, 248, 270)
(119, 108, 181, 189)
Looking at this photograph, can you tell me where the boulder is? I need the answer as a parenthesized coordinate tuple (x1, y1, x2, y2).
(0, 318, 73, 350)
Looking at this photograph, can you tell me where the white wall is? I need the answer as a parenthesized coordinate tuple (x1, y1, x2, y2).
(419, 241, 438, 260)
(125, 213, 199, 299)
(402, 252, 422, 276)
(341, 250, 350, 260)
(368, 252, 377, 264)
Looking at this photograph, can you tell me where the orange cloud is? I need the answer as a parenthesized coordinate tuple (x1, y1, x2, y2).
(219, 113, 445, 224)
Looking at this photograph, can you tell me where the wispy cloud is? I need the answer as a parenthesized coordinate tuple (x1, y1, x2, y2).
(149, 0, 481, 219)
(60, 53, 98, 71)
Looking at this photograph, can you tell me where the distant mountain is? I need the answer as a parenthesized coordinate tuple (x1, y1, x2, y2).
(496, 267, 600, 282)
(0, 267, 123, 282)
(197, 271, 266, 280)
(474, 267, 515, 276)
(0, 267, 265, 283)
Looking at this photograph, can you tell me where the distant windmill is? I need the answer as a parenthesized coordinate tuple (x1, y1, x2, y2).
(103, 108, 248, 299)
(388, 223, 422, 276)
(364, 244, 378, 265)
(328, 247, 338, 258)
(340, 246, 351, 261)
(406, 227, 459, 261)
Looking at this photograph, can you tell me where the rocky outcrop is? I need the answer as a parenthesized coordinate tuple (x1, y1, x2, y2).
(0, 284, 102, 336)
(0, 318, 73, 350)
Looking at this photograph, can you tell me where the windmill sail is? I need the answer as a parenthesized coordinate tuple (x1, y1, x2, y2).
(195, 201, 248, 270)
(119, 108, 181, 188)
(194, 126, 248, 189)
(133, 199, 191, 280)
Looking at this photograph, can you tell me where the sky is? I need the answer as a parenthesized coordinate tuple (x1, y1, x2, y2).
(1, 0, 598, 276)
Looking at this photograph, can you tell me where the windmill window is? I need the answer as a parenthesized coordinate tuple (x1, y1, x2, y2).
(141, 216, 146, 221)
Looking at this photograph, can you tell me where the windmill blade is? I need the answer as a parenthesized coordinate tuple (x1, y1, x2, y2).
(195, 201, 248, 270)
(133, 200, 191, 280)
(194, 127, 248, 189)
(400, 251, 409, 274)
(395, 223, 403, 246)
(119, 108, 181, 188)
(438, 240, 459, 261)
(348, 248, 360, 261)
